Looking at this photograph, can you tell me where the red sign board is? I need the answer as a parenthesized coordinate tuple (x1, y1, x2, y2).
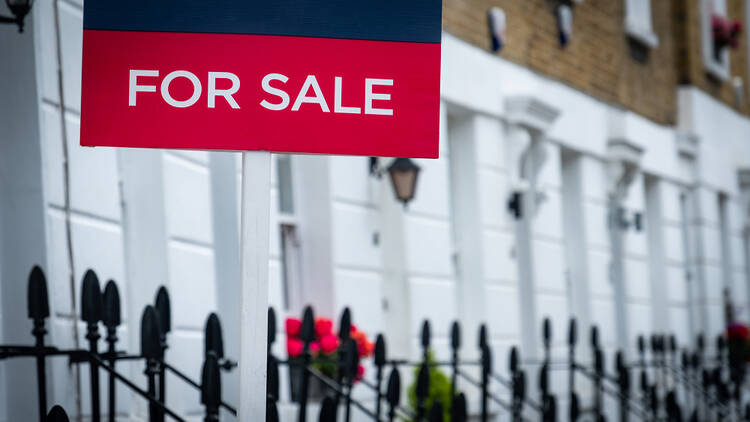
(80, 1, 442, 158)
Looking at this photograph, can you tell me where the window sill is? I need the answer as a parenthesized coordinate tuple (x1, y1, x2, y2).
(704, 57, 730, 81)
(625, 20, 659, 49)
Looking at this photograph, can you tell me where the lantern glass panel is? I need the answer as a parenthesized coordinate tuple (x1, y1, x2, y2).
(389, 169, 418, 204)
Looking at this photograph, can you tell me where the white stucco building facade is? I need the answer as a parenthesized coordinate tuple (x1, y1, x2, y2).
(2, 1, 750, 421)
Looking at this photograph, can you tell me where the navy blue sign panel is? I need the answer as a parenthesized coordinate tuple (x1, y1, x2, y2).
(84, 0, 442, 44)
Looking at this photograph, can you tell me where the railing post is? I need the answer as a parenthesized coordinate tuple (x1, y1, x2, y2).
(102, 281, 121, 422)
(335, 308, 352, 407)
(416, 361, 430, 421)
(374, 334, 386, 420)
(266, 308, 280, 403)
(615, 350, 630, 422)
(267, 397, 280, 422)
(318, 396, 337, 422)
(568, 318, 578, 422)
(695, 334, 704, 420)
(47, 405, 70, 422)
(386, 367, 401, 422)
(297, 306, 315, 422)
(449, 321, 461, 406)
(154, 286, 171, 422)
(81, 270, 104, 422)
(428, 401, 443, 422)
(28, 266, 50, 422)
(141, 306, 162, 422)
(665, 390, 682, 422)
(540, 318, 555, 422)
(342, 338, 359, 422)
(480, 343, 491, 422)
(510, 347, 524, 422)
(420, 320, 431, 361)
(593, 346, 603, 421)
(201, 354, 221, 422)
(451, 393, 467, 422)
(680, 350, 691, 415)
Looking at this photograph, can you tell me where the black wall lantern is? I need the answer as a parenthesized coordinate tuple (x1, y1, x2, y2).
(612, 206, 644, 232)
(387, 158, 420, 207)
(507, 191, 522, 220)
(1, 0, 33, 32)
(370, 157, 421, 207)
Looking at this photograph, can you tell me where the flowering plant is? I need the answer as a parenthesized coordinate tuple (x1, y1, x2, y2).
(712, 14, 743, 59)
(286, 316, 374, 381)
(727, 322, 750, 361)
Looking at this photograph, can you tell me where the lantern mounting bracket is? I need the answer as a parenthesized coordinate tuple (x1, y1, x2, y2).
(1, 0, 33, 33)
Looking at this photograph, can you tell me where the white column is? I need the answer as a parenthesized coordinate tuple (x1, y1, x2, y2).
(448, 114, 487, 347)
(296, 155, 335, 316)
(379, 174, 411, 358)
(209, 151, 241, 409)
(562, 153, 592, 337)
(645, 179, 669, 332)
(0, 11, 48, 421)
(118, 149, 170, 414)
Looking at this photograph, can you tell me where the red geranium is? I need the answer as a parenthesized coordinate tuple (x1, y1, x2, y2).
(284, 313, 374, 380)
(712, 14, 743, 53)
(287, 338, 303, 358)
(315, 318, 333, 338)
(286, 317, 302, 338)
(728, 323, 749, 340)
(356, 364, 365, 381)
(320, 334, 339, 354)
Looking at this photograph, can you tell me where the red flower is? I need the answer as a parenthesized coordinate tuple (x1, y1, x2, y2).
(320, 334, 339, 354)
(315, 318, 334, 338)
(286, 318, 302, 338)
(310, 341, 321, 355)
(728, 323, 749, 340)
(287, 338, 303, 358)
(350, 324, 359, 334)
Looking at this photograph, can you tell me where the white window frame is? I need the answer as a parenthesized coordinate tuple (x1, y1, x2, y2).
(701, 0, 731, 81)
(625, 0, 659, 48)
(275, 155, 305, 313)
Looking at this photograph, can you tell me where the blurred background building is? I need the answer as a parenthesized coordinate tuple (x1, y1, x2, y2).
(1, 0, 750, 420)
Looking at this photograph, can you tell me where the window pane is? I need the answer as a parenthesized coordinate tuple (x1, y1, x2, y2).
(277, 155, 294, 214)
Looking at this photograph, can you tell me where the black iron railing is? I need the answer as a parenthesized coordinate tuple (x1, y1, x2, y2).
(2, 266, 749, 422)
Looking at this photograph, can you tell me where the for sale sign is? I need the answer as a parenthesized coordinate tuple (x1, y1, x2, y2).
(80, 0, 442, 158)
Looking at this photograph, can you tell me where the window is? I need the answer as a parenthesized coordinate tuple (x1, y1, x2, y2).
(701, 0, 730, 80)
(625, 0, 659, 48)
(276, 155, 304, 312)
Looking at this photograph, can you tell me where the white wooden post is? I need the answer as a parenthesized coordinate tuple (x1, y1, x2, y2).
(238, 151, 271, 420)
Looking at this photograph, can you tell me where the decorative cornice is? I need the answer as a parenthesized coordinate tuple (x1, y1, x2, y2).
(505, 95, 560, 134)
(606, 138, 643, 199)
(607, 138, 644, 166)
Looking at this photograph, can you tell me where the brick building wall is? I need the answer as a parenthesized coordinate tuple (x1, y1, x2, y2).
(443, 0, 750, 125)
(675, 0, 750, 116)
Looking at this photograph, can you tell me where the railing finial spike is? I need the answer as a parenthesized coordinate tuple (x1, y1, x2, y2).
(102, 280, 121, 329)
(81, 269, 103, 324)
(27, 265, 50, 320)
(154, 286, 171, 334)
